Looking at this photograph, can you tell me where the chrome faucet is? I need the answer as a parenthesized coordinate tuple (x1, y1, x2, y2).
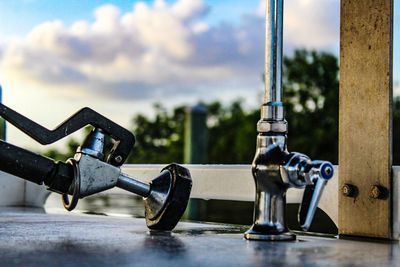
(244, 0, 334, 241)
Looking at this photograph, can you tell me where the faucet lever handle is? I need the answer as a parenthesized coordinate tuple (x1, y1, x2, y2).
(298, 161, 334, 231)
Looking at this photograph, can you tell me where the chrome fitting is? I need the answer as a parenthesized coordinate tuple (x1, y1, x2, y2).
(77, 128, 105, 160)
(261, 102, 284, 121)
(257, 120, 287, 133)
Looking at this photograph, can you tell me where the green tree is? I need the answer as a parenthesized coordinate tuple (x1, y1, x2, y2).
(127, 104, 186, 164)
(43, 138, 80, 162)
(206, 100, 258, 163)
(44, 49, 340, 165)
(206, 47, 340, 164)
(284, 49, 339, 163)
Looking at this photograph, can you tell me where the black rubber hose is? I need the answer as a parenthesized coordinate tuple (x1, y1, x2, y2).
(0, 140, 73, 193)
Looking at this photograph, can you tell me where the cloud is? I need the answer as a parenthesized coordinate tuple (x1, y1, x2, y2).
(258, 0, 339, 52)
(0, 0, 339, 101)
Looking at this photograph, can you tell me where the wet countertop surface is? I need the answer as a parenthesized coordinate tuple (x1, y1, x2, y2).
(0, 208, 399, 267)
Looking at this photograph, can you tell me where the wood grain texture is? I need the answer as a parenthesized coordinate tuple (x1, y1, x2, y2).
(339, 0, 393, 238)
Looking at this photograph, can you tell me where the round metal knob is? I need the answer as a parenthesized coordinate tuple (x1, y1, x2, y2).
(144, 164, 192, 231)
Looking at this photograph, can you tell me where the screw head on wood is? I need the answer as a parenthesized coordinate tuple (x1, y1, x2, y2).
(370, 185, 387, 200)
(342, 183, 358, 197)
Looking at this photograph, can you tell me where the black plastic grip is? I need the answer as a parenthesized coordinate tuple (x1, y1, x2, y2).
(0, 103, 135, 166)
(0, 140, 73, 192)
(0, 140, 54, 185)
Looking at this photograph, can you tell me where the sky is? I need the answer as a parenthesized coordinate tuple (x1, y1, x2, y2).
(0, 0, 397, 151)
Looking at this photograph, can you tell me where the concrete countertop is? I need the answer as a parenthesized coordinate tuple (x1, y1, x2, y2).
(0, 208, 398, 267)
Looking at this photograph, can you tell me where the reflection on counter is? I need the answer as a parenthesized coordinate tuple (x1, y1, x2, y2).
(45, 193, 337, 234)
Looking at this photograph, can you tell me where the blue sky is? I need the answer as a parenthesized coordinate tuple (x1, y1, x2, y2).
(0, 0, 259, 36)
(0, 0, 397, 149)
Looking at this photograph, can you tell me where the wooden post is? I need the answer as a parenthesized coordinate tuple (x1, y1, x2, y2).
(339, 0, 393, 238)
(184, 104, 208, 164)
(184, 104, 208, 220)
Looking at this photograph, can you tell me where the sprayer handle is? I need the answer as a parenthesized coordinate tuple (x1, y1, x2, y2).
(298, 161, 334, 231)
(0, 103, 134, 166)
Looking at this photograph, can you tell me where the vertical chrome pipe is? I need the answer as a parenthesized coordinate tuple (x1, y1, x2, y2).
(262, 0, 284, 122)
(275, 0, 284, 104)
(264, 0, 276, 104)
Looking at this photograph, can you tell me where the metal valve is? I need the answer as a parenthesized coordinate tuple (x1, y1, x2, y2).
(0, 103, 192, 231)
(281, 153, 334, 231)
(244, 140, 334, 241)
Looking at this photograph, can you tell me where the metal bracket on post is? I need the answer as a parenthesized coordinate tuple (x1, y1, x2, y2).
(339, 0, 393, 239)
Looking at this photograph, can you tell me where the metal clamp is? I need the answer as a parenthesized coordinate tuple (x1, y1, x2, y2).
(62, 159, 81, 211)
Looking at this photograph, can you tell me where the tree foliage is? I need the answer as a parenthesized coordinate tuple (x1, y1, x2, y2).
(284, 50, 339, 163)
(127, 49, 340, 164)
(127, 104, 186, 163)
(206, 100, 259, 163)
(44, 139, 80, 162)
(43, 49, 345, 164)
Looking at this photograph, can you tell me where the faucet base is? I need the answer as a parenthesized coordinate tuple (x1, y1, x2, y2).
(244, 228, 296, 241)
